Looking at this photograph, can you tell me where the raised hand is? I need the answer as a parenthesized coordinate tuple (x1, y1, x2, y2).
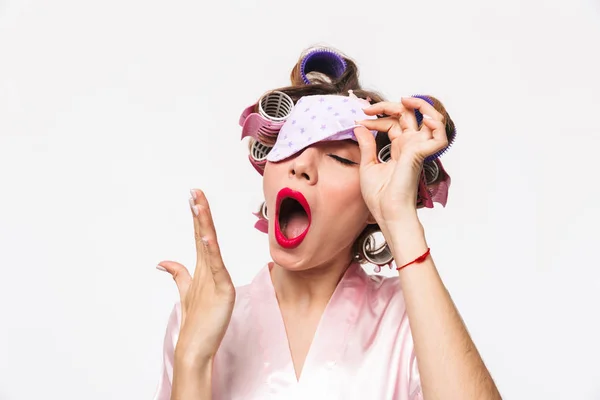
(354, 97, 448, 227)
(157, 189, 235, 368)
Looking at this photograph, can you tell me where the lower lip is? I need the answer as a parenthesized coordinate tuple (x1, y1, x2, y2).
(274, 188, 311, 249)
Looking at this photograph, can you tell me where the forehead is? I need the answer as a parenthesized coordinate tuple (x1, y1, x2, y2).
(314, 139, 359, 150)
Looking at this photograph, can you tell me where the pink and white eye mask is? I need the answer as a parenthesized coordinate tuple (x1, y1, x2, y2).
(266, 92, 378, 161)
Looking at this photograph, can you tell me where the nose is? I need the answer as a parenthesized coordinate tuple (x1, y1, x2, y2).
(288, 148, 318, 185)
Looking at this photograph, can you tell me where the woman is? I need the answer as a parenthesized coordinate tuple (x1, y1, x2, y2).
(153, 47, 501, 399)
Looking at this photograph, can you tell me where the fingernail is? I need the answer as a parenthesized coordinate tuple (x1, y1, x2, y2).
(190, 189, 197, 199)
(156, 265, 167, 272)
(189, 197, 199, 216)
(423, 114, 433, 120)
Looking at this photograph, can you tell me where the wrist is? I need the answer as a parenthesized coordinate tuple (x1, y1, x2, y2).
(381, 210, 423, 242)
(380, 207, 419, 231)
(172, 353, 213, 398)
(383, 217, 428, 267)
(174, 348, 214, 372)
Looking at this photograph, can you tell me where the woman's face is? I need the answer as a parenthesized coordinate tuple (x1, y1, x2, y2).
(263, 139, 373, 271)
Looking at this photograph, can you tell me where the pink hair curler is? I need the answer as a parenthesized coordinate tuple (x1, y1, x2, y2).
(252, 201, 269, 233)
(247, 139, 269, 175)
(240, 91, 294, 138)
(240, 91, 296, 167)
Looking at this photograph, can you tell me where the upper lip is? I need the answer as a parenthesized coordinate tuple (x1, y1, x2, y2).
(275, 188, 312, 223)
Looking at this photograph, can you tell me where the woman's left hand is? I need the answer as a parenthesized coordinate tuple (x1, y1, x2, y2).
(354, 97, 448, 227)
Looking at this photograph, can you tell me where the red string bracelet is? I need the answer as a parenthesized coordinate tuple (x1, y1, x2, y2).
(396, 248, 431, 271)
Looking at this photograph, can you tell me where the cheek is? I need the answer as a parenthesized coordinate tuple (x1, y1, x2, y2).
(262, 162, 284, 203)
(323, 172, 367, 214)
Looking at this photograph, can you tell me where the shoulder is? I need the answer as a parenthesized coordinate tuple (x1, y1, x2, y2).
(359, 268, 407, 308)
(353, 267, 413, 330)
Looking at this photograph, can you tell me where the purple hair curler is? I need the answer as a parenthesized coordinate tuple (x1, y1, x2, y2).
(300, 48, 347, 84)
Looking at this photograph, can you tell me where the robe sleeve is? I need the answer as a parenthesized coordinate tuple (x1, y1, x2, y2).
(380, 276, 424, 400)
(407, 349, 424, 400)
(153, 303, 181, 400)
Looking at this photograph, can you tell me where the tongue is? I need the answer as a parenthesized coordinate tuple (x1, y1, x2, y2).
(283, 211, 309, 239)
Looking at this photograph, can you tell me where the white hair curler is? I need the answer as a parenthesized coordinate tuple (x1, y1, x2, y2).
(258, 91, 294, 122)
(423, 160, 440, 185)
(249, 138, 272, 162)
(362, 231, 393, 266)
(261, 201, 268, 220)
(378, 143, 392, 163)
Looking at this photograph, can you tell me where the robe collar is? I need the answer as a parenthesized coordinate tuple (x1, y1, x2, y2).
(249, 261, 368, 389)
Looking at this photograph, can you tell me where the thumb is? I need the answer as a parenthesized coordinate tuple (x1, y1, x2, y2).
(354, 126, 377, 168)
(157, 261, 192, 302)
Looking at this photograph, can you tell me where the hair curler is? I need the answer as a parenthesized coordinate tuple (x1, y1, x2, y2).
(300, 48, 347, 85)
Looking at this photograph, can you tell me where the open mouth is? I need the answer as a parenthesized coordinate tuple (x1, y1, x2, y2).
(275, 188, 312, 249)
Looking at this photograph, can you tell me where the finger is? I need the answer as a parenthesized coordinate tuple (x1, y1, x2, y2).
(417, 117, 434, 140)
(422, 118, 448, 145)
(199, 236, 233, 287)
(356, 117, 400, 139)
(157, 261, 192, 301)
(189, 190, 214, 270)
(190, 189, 217, 239)
(414, 120, 448, 159)
(354, 126, 378, 168)
(364, 100, 419, 131)
(401, 97, 444, 123)
(362, 101, 407, 118)
(189, 190, 230, 286)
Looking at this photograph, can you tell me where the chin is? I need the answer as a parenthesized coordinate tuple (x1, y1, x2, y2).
(268, 237, 314, 271)
(269, 246, 305, 271)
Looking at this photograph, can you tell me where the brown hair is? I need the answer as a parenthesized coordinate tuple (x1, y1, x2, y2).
(258, 46, 455, 265)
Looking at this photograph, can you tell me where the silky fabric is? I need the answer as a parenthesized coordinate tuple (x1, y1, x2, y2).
(153, 262, 423, 400)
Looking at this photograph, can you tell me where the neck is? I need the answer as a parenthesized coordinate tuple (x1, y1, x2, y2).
(269, 250, 355, 311)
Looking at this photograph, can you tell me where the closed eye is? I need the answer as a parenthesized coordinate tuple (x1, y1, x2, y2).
(327, 154, 358, 166)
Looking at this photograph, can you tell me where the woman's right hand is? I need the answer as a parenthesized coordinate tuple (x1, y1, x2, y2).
(157, 189, 236, 369)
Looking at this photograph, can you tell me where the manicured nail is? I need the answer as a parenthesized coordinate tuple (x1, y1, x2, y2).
(190, 189, 197, 199)
(156, 265, 167, 272)
(189, 198, 201, 216)
(423, 114, 433, 120)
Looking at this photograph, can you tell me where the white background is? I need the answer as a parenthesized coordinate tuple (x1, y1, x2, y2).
(1, 0, 599, 398)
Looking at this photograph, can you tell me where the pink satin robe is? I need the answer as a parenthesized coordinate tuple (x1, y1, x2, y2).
(153, 262, 423, 399)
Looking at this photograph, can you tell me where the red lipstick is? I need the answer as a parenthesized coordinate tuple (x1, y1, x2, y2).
(274, 188, 312, 249)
